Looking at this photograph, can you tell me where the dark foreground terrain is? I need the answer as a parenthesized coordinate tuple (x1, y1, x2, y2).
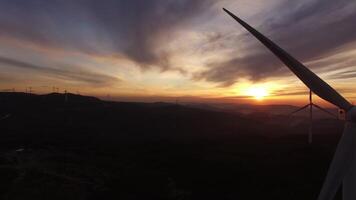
(0, 92, 344, 200)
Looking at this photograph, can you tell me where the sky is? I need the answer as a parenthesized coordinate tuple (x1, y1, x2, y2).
(0, 0, 355, 106)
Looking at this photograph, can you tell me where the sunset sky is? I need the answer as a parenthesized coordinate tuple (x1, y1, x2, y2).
(0, 0, 355, 106)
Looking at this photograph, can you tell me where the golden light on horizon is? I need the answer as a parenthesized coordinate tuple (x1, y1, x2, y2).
(246, 86, 269, 100)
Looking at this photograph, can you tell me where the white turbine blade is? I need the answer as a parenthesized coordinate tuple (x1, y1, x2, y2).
(317, 122, 356, 200)
(223, 8, 352, 111)
(342, 122, 356, 200)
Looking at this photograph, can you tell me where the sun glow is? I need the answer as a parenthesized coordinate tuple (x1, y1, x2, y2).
(247, 86, 269, 100)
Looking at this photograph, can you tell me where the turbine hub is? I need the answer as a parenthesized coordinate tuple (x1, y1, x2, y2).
(347, 106, 356, 123)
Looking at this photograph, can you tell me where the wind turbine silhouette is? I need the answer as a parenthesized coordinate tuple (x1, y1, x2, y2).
(289, 89, 337, 144)
(223, 8, 355, 200)
(64, 89, 68, 103)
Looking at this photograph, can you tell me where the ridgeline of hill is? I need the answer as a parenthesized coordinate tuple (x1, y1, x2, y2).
(0, 92, 344, 200)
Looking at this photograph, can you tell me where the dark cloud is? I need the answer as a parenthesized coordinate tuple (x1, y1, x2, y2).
(0, 0, 213, 70)
(312, 55, 356, 75)
(1, 0, 355, 87)
(195, 52, 286, 86)
(271, 89, 310, 97)
(329, 70, 356, 80)
(198, 0, 356, 86)
(0, 56, 119, 86)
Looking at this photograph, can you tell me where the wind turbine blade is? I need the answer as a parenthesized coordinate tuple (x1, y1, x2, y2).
(343, 134, 356, 200)
(223, 8, 352, 111)
(289, 104, 309, 116)
(313, 104, 338, 119)
(317, 122, 356, 200)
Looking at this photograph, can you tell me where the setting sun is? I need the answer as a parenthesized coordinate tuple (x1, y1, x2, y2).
(247, 87, 269, 100)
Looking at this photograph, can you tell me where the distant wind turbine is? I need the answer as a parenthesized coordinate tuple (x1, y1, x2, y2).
(224, 8, 355, 200)
(64, 90, 68, 102)
(289, 89, 337, 144)
(28, 87, 32, 94)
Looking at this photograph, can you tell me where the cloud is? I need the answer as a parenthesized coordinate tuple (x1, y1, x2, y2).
(0, 56, 119, 86)
(0, 0, 214, 70)
(197, 0, 356, 86)
(194, 52, 285, 86)
(270, 89, 309, 97)
(329, 70, 356, 80)
(0, 0, 355, 92)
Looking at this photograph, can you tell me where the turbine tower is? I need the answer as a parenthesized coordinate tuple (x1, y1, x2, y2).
(223, 8, 355, 200)
(64, 90, 68, 103)
(289, 90, 337, 144)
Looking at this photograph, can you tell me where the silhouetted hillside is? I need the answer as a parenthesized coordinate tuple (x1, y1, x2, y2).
(0, 92, 344, 200)
(186, 102, 339, 119)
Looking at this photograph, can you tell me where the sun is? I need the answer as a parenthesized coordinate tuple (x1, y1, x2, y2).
(247, 87, 269, 100)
